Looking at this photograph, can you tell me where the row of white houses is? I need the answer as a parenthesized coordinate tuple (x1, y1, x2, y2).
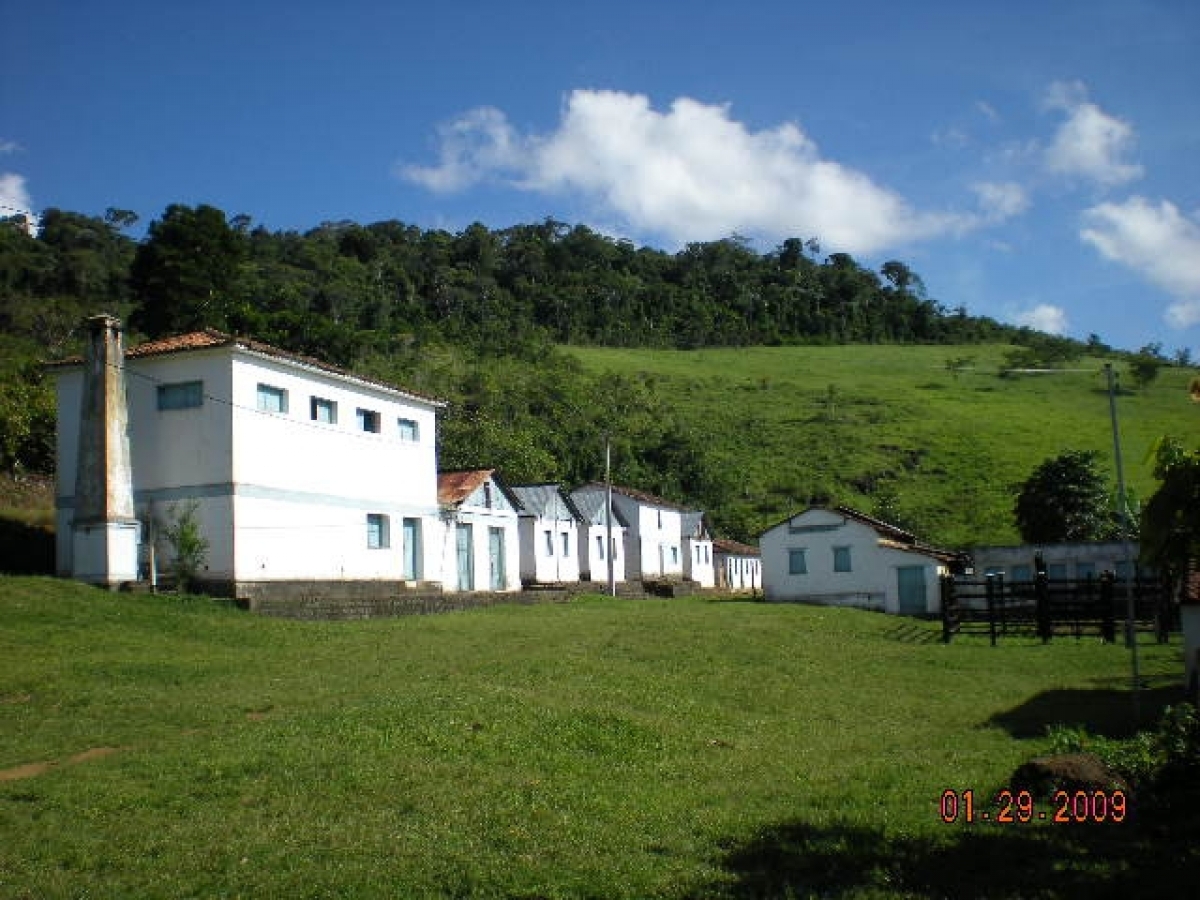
(52, 317, 762, 600)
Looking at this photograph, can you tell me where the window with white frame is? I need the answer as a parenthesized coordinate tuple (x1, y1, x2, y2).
(544, 530, 554, 556)
(157, 381, 203, 411)
(596, 535, 605, 559)
(561, 532, 570, 557)
(256, 383, 288, 414)
(366, 513, 390, 549)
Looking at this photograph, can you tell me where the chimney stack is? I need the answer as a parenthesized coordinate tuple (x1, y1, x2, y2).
(71, 314, 139, 587)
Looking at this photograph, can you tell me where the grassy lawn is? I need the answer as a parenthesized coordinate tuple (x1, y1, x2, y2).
(566, 345, 1200, 546)
(0, 576, 1193, 898)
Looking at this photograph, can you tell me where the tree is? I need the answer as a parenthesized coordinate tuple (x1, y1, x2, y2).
(129, 204, 246, 337)
(1014, 450, 1116, 543)
(162, 500, 209, 592)
(1140, 438, 1200, 588)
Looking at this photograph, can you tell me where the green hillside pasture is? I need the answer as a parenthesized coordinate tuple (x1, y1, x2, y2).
(568, 344, 1200, 547)
(0, 577, 1190, 898)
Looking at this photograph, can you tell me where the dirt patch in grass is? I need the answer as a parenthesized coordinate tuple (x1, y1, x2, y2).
(0, 746, 123, 782)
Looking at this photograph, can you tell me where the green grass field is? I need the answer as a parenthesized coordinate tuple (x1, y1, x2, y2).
(1, 577, 1192, 898)
(567, 345, 1200, 547)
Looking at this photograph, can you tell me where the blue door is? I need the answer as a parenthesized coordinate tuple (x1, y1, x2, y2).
(456, 523, 474, 591)
(897, 566, 927, 615)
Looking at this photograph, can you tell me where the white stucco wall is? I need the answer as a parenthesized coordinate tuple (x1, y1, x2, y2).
(685, 537, 715, 587)
(760, 508, 946, 614)
(56, 343, 444, 587)
(580, 523, 626, 584)
(438, 481, 521, 592)
(612, 494, 683, 579)
(519, 516, 581, 584)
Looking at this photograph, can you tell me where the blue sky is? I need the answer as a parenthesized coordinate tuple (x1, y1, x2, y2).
(4, 1, 1199, 356)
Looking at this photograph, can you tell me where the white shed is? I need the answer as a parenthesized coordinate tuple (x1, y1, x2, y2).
(436, 469, 522, 593)
(713, 538, 761, 592)
(682, 511, 715, 588)
(759, 505, 962, 615)
(567, 485, 628, 586)
(591, 484, 686, 581)
(510, 484, 584, 586)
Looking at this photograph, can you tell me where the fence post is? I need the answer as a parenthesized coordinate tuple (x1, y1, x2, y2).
(940, 575, 954, 643)
(985, 573, 998, 646)
(1100, 571, 1116, 643)
(1036, 571, 1052, 643)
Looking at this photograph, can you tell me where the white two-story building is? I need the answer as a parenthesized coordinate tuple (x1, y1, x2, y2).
(52, 323, 445, 597)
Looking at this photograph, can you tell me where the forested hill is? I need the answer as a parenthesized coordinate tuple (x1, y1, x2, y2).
(1, 205, 1182, 546)
(3, 204, 1083, 360)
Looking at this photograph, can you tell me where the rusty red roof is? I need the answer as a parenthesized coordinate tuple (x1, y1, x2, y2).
(438, 469, 496, 506)
(713, 538, 760, 557)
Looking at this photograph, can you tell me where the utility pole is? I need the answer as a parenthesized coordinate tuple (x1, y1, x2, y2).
(605, 434, 616, 597)
(1105, 363, 1141, 724)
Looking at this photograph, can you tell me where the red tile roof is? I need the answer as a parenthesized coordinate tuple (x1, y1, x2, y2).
(713, 538, 760, 557)
(50, 327, 444, 406)
(438, 469, 495, 506)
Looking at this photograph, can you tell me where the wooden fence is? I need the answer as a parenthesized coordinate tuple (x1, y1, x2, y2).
(940, 572, 1176, 645)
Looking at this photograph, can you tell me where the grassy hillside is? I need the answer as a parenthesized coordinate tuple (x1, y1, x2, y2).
(0, 576, 1190, 898)
(567, 344, 1200, 548)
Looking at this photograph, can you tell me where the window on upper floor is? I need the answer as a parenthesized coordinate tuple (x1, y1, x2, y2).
(788, 548, 807, 575)
(833, 546, 852, 573)
(397, 418, 420, 441)
(311, 396, 337, 424)
(356, 408, 381, 433)
(157, 380, 203, 411)
(256, 383, 288, 414)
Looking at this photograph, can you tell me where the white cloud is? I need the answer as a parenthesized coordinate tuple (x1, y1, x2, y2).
(0, 138, 19, 155)
(1014, 303, 1070, 335)
(1043, 80, 1142, 187)
(0, 172, 34, 217)
(400, 107, 523, 192)
(401, 90, 976, 254)
(1081, 196, 1200, 328)
(972, 181, 1029, 222)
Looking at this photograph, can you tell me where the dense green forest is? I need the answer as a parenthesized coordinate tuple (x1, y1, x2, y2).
(0, 204, 1184, 544)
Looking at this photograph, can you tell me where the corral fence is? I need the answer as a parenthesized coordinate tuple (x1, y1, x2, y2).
(940, 571, 1177, 645)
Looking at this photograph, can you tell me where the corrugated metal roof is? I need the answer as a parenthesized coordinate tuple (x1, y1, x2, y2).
(568, 487, 629, 528)
(509, 484, 582, 521)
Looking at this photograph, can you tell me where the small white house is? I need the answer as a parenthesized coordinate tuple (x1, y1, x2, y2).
(511, 484, 584, 586)
(436, 469, 522, 593)
(682, 511, 715, 588)
(52, 324, 445, 596)
(713, 538, 761, 592)
(591, 484, 686, 581)
(759, 505, 962, 615)
(568, 485, 627, 586)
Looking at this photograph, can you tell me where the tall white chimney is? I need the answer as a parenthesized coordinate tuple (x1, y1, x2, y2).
(71, 314, 139, 587)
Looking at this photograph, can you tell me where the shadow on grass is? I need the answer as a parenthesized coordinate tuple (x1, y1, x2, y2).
(882, 621, 941, 645)
(987, 682, 1186, 739)
(693, 813, 1197, 899)
(0, 517, 54, 575)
